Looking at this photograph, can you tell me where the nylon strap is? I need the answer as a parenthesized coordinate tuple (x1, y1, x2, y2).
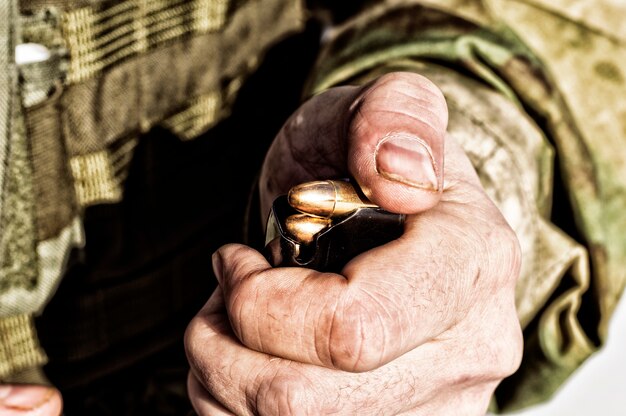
(61, 0, 230, 84)
(0, 314, 47, 381)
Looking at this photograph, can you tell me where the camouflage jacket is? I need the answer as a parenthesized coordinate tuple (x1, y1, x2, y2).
(1, 0, 624, 413)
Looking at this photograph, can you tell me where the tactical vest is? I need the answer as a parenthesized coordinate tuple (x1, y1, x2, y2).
(1, 0, 307, 386)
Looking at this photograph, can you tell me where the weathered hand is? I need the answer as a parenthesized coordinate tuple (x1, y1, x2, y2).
(185, 73, 522, 415)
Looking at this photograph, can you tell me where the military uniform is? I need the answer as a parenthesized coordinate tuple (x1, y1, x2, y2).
(1, 0, 625, 414)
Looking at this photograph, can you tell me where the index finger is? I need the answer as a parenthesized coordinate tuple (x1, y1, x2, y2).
(212, 216, 486, 374)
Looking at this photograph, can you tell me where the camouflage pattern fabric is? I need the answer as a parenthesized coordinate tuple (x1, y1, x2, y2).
(0, 0, 625, 413)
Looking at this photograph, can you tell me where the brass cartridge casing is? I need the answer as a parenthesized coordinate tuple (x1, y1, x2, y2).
(284, 214, 331, 244)
(288, 180, 376, 218)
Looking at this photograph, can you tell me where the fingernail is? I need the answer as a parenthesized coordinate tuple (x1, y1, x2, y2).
(375, 133, 439, 191)
(0, 385, 54, 410)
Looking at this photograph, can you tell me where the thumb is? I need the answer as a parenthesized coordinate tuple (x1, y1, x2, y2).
(346, 72, 447, 214)
(0, 385, 63, 416)
(259, 72, 447, 216)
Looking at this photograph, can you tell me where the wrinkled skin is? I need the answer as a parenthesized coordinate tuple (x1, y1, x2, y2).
(185, 72, 523, 415)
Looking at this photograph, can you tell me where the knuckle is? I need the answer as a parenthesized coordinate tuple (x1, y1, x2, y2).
(498, 226, 522, 276)
(223, 268, 263, 342)
(183, 317, 215, 386)
(491, 313, 524, 378)
(456, 382, 501, 416)
(448, 308, 523, 388)
(476, 314, 523, 381)
(227, 276, 252, 318)
(254, 368, 321, 416)
(183, 316, 202, 360)
(328, 294, 387, 372)
(481, 221, 522, 287)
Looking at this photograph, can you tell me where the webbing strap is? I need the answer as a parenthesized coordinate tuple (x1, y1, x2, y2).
(0, 314, 47, 381)
(53, 0, 303, 209)
(61, 0, 230, 84)
(20, 0, 91, 13)
(161, 75, 242, 140)
(14, 0, 305, 218)
(24, 93, 78, 240)
(59, 0, 300, 155)
(161, 91, 221, 141)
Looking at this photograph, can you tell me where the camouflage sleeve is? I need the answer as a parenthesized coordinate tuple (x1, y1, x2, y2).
(303, 1, 626, 412)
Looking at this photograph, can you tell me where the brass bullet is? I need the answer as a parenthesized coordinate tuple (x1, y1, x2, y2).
(288, 180, 377, 218)
(284, 214, 331, 244)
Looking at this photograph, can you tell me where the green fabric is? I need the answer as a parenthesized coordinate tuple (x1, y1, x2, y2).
(489, 0, 626, 341)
